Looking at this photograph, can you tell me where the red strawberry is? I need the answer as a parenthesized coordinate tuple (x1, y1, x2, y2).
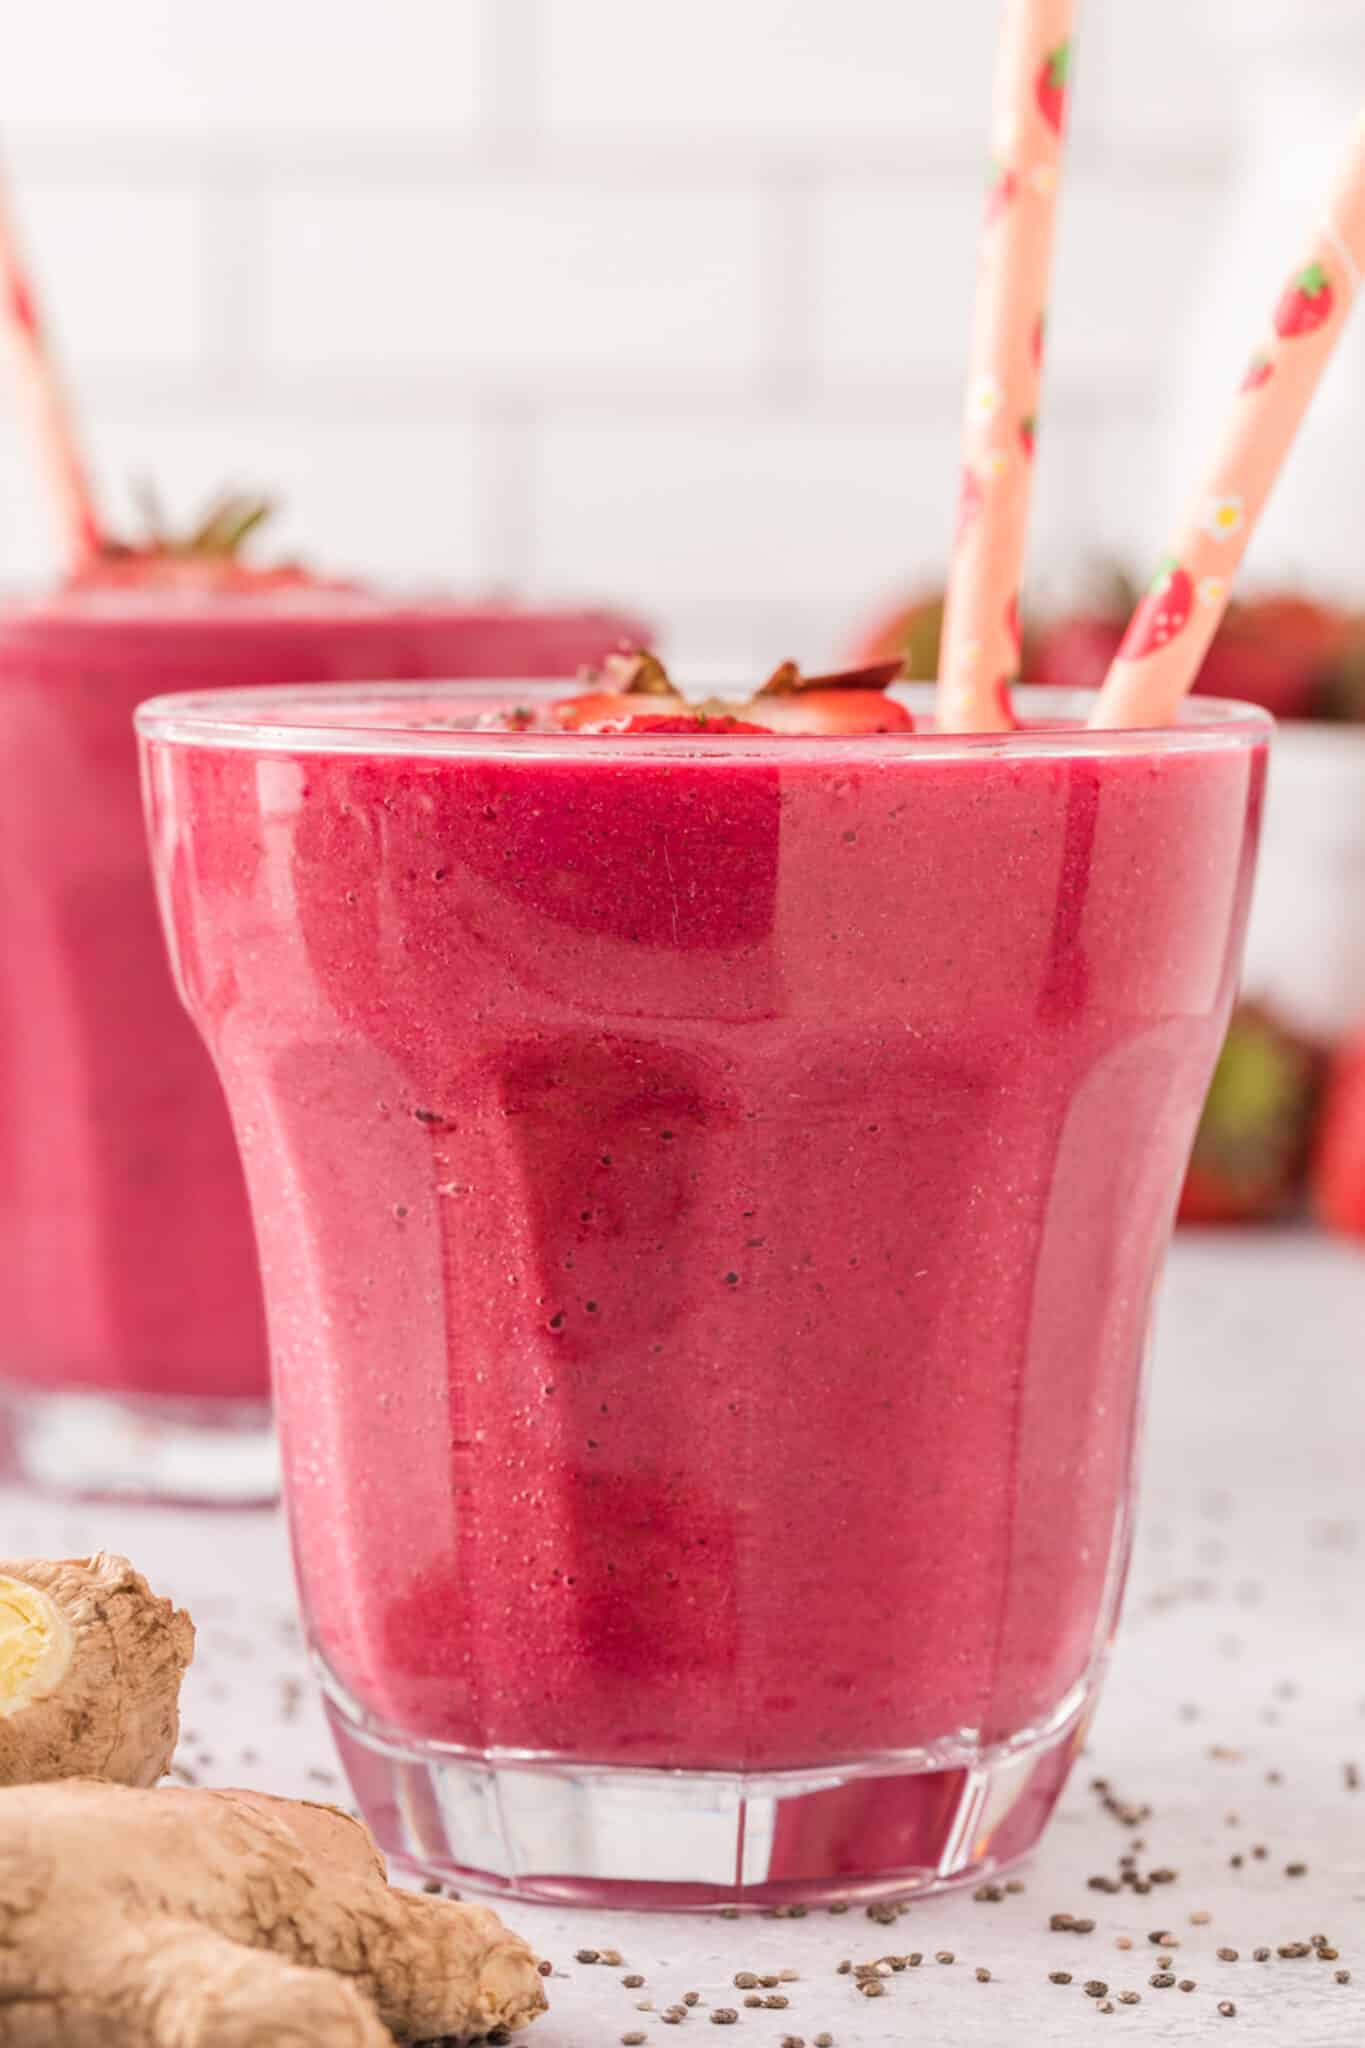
(1179, 1004, 1323, 1225)
(1240, 351, 1273, 393)
(1019, 415, 1036, 459)
(607, 713, 772, 735)
(757, 689, 913, 735)
(1118, 557, 1194, 662)
(1035, 40, 1071, 134)
(986, 163, 1018, 224)
(956, 466, 985, 545)
(1275, 261, 1334, 339)
(1312, 1029, 1365, 1239)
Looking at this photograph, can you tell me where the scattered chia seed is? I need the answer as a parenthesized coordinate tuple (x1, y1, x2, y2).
(974, 1883, 1005, 1902)
(778, 1970, 799, 1983)
(1118, 1992, 1140, 2005)
(764, 1996, 790, 2011)
(1347, 1762, 1360, 1792)
(1150, 1867, 1177, 1884)
(623, 2033, 647, 2044)
(858, 1982, 884, 2000)
(1217, 1948, 1238, 1962)
(1178, 1980, 1197, 1993)
(422, 1879, 442, 1894)
(1229, 1855, 1244, 1869)
(1083, 1980, 1108, 1998)
(1073, 1919, 1096, 1934)
(835, 1962, 850, 1976)
(815, 2036, 834, 2046)
(1157, 1957, 1173, 1970)
(662, 2016, 681, 2027)
(1006, 1880, 1027, 1894)
(1267, 1770, 1283, 1784)
(1190, 1911, 1212, 1925)
(624, 1975, 645, 1989)
(1318, 1947, 1341, 1961)
(1336, 1971, 1351, 1984)
(734, 1975, 759, 1990)
(1148, 1931, 1178, 1947)
(1253, 1949, 1270, 1961)
(1049, 1972, 1073, 1985)
(684, 1994, 701, 2006)
(743, 1996, 763, 2008)
(827, 1903, 849, 1915)
(1278, 1944, 1311, 1959)
(537, 1961, 553, 1978)
(710, 2010, 738, 2026)
(1252, 1844, 1268, 1860)
(1050, 1913, 1077, 1931)
(935, 1951, 955, 1965)
(975, 1967, 991, 1983)
(1116, 1939, 1133, 1952)
(1099, 2000, 1115, 2013)
(576, 1949, 601, 1965)
(1218, 2001, 1237, 2018)
(1150, 1974, 1176, 1989)
(1285, 1861, 1307, 1876)
(720, 1908, 740, 1920)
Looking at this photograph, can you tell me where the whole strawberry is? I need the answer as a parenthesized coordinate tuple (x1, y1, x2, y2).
(1179, 1004, 1324, 1225)
(1312, 1029, 1365, 1240)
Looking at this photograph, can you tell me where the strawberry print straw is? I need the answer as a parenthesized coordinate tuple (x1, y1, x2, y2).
(936, 0, 1077, 733)
(0, 173, 103, 570)
(1091, 110, 1365, 731)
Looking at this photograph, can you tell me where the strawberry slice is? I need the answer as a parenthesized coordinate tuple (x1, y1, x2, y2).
(1118, 557, 1194, 662)
(1274, 262, 1334, 340)
(756, 690, 913, 735)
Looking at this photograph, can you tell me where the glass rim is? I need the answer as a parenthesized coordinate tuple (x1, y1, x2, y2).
(134, 679, 1273, 762)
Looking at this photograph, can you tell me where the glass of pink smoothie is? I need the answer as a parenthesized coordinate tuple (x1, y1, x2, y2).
(0, 598, 645, 1503)
(137, 678, 1267, 1903)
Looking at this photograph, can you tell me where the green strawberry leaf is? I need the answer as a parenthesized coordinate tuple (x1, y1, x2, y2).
(1048, 40, 1071, 88)
(1299, 262, 1329, 298)
(1149, 554, 1181, 594)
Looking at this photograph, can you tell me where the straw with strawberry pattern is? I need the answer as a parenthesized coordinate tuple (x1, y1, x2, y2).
(1092, 111, 1365, 730)
(936, 0, 1078, 733)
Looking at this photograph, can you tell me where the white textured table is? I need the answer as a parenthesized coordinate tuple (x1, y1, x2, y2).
(3, 1233, 1362, 2045)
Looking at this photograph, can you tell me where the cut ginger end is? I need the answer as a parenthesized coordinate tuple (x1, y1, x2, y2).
(0, 1553, 194, 1789)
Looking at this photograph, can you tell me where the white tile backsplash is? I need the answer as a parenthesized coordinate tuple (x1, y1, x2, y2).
(0, 0, 1346, 651)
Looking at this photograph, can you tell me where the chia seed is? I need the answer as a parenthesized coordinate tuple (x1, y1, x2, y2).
(1049, 1971, 1073, 1985)
(710, 2010, 739, 2026)
(975, 1967, 991, 1983)
(1217, 1948, 1239, 1961)
(1083, 1980, 1108, 1998)
(1150, 1974, 1175, 1989)
(1218, 2001, 1236, 2018)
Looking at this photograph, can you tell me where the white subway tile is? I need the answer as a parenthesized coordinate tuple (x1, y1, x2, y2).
(5, 175, 205, 376)
(535, 416, 961, 622)
(814, 171, 1218, 384)
(1087, 2, 1231, 150)
(541, 0, 996, 140)
(262, 177, 766, 382)
(0, 0, 483, 134)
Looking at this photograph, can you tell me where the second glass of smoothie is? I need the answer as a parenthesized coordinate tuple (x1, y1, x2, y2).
(0, 597, 644, 1502)
(138, 679, 1267, 1902)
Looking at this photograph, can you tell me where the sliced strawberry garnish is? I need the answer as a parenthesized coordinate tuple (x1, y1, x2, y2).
(757, 689, 913, 734)
(63, 487, 346, 596)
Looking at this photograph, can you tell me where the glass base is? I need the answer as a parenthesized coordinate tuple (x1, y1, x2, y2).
(0, 1383, 279, 1506)
(323, 1672, 1091, 1909)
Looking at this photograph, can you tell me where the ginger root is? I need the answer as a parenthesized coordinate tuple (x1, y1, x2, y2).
(0, 1552, 193, 1786)
(0, 1779, 545, 2045)
(0, 1556, 546, 2043)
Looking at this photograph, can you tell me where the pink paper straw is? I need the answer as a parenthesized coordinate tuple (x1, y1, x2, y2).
(1091, 112, 1365, 731)
(936, 0, 1077, 733)
(0, 174, 103, 571)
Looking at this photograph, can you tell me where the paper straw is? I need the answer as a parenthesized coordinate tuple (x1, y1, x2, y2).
(936, 0, 1077, 733)
(0, 174, 103, 570)
(1091, 111, 1365, 731)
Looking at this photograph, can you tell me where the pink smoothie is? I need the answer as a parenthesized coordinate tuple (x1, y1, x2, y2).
(0, 604, 644, 1403)
(144, 691, 1265, 1769)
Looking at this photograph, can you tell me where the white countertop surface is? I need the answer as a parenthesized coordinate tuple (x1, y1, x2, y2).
(3, 1231, 1362, 2046)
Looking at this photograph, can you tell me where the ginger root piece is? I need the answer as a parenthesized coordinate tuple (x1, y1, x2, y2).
(0, 1779, 545, 2046)
(0, 1552, 193, 1787)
